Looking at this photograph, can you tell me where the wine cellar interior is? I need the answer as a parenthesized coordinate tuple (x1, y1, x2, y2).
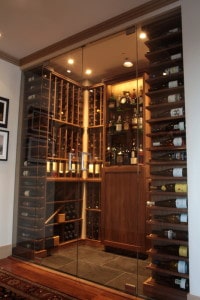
(12, 7, 189, 300)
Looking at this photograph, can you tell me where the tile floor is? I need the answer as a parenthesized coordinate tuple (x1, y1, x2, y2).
(39, 244, 151, 298)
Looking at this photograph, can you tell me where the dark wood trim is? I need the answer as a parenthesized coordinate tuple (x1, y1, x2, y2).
(0, 50, 20, 66)
(20, 0, 179, 67)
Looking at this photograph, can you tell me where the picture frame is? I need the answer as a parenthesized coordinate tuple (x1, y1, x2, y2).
(0, 96, 9, 128)
(0, 130, 9, 161)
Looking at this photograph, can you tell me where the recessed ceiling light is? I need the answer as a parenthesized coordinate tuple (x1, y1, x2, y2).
(68, 58, 74, 65)
(66, 69, 71, 73)
(85, 69, 92, 75)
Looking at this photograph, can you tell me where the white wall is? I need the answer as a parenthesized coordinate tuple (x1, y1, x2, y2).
(0, 59, 21, 257)
(181, 0, 200, 299)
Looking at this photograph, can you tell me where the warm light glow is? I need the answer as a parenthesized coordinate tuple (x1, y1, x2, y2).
(139, 32, 147, 39)
(123, 58, 133, 68)
(85, 69, 92, 75)
(66, 69, 71, 73)
(68, 58, 74, 65)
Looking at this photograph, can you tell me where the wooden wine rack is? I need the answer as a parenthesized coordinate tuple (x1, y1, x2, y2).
(13, 66, 105, 259)
(143, 8, 189, 300)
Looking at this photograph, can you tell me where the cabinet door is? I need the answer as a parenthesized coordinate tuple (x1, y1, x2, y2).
(101, 166, 146, 252)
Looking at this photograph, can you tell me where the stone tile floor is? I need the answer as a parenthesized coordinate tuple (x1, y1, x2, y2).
(39, 244, 151, 297)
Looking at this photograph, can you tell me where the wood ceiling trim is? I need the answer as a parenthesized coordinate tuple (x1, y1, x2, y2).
(0, 50, 20, 66)
(19, 0, 179, 67)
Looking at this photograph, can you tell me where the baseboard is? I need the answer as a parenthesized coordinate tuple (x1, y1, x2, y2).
(0, 244, 12, 258)
(188, 294, 200, 300)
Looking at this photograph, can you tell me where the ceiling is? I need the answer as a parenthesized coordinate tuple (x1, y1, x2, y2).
(0, 0, 178, 83)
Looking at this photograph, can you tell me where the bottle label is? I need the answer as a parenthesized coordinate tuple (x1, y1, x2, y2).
(168, 93, 181, 102)
(173, 121, 185, 131)
(177, 260, 187, 273)
(173, 137, 183, 146)
(166, 229, 174, 239)
(24, 190, 30, 197)
(180, 213, 188, 223)
(168, 80, 178, 88)
(176, 198, 187, 208)
(179, 246, 188, 257)
(173, 168, 183, 177)
(116, 124, 122, 131)
(170, 107, 184, 117)
(178, 121, 185, 131)
(175, 278, 187, 289)
(175, 183, 187, 193)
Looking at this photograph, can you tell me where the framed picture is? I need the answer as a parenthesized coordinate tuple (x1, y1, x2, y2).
(0, 130, 9, 161)
(0, 97, 9, 128)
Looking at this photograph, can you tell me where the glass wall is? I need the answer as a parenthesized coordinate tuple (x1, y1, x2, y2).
(13, 6, 188, 300)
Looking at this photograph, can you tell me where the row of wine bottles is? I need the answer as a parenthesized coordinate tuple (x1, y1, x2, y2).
(46, 160, 102, 178)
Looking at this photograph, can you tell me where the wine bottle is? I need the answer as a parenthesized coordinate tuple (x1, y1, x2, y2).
(152, 273, 189, 291)
(153, 259, 188, 274)
(152, 229, 188, 241)
(132, 113, 138, 129)
(154, 244, 188, 257)
(115, 115, 122, 132)
(153, 213, 188, 224)
(123, 148, 130, 165)
(151, 121, 185, 133)
(130, 140, 137, 164)
(94, 160, 101, 177)
(116, 145, 124, 165)
(152, 136, 184, 147)
(147, 198, 187, 208)
(150, 183, 187, 192)
(150, 167, 187, 177)
(151, 151, 186, 161)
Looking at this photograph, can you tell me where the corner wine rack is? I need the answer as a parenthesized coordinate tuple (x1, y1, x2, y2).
(13, 66, 105, 259)
(143, 9, 189, 300)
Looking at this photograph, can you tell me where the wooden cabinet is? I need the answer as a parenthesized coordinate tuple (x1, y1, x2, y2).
(142, 9, 189, 300)
(101, 165, 146, 253)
